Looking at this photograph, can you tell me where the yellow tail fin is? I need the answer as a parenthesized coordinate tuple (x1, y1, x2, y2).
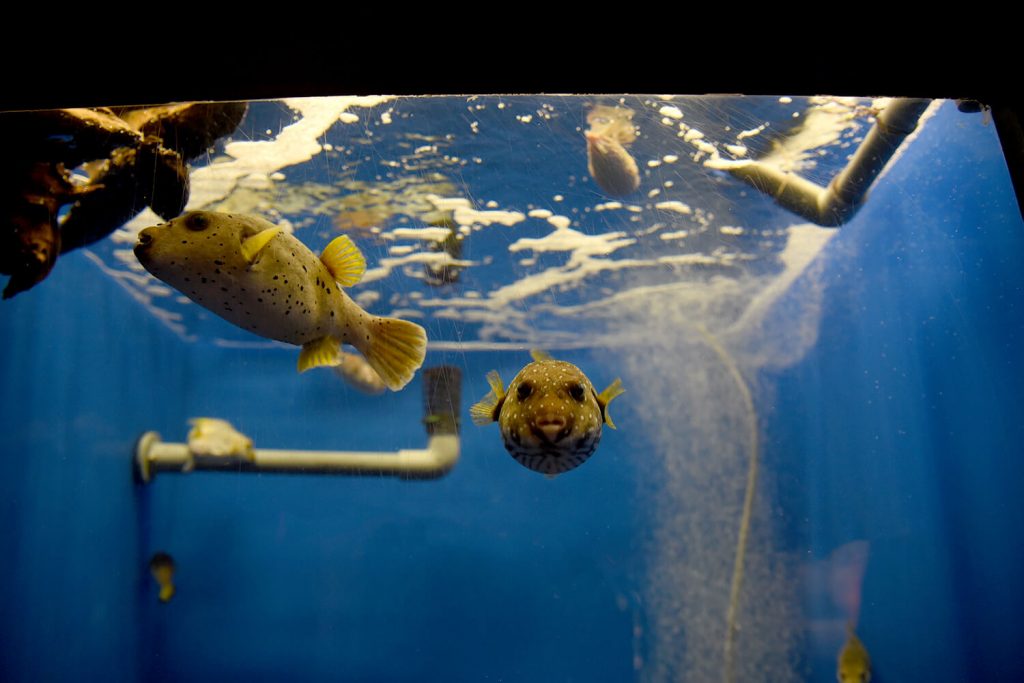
(359, 316, 427, 391)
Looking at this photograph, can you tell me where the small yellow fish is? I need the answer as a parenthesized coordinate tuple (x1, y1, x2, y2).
(187, 417, 254, 460)
(837, 623, 871, 683)
(135, 211, 426, 390)
(149, 552, 176, 603)
(333, 349, 387, 395)
(585, 105, 640, 197)
(471, 350, 624, 476)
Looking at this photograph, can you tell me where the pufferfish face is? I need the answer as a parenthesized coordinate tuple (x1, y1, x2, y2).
(498, 360, 604, 475)
(134, 211, 253, 289)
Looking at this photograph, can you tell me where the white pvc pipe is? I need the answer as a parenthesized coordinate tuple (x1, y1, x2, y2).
(134, 432, 459, 482)
(725, 98, 932, 226)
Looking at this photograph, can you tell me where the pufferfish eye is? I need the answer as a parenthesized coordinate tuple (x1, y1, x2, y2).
(569, 383, 586, 402)
(185, 213, 209, 231)
(516, 382, 533, 400)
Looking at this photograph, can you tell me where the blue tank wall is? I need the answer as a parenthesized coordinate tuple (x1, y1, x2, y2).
(0, 251, 191, 680)
(767, 105, 1024, 681)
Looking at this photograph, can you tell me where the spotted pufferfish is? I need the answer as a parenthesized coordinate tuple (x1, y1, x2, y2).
(134, 211, 426, 390)
(471, 350, 625, 476)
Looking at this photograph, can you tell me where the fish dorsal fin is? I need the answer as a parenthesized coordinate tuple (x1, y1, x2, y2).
(320, 235, 366, 287)
(530, 349, 554, 362)
(240, 226, 282, 263)
(470, 370, 506, 425)
(596, 378, 625, 429)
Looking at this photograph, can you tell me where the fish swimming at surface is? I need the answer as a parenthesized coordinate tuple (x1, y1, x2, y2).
(585, 104, 641, 197)
(134, 211, 427, 391)
(471, 350, 624, 476)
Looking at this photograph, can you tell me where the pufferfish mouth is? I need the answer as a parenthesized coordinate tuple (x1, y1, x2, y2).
(134, 227, 158, 254)
(531, 415, 571, 444)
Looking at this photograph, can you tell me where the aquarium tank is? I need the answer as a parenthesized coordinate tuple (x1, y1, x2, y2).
(1, 95, 1021, 683)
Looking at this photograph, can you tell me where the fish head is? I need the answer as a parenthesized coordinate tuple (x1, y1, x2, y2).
(148, 552, 175, 579)
(134, 211, 255, 288)
(497, 359, 605, 475)
(584, 129, 611, 153)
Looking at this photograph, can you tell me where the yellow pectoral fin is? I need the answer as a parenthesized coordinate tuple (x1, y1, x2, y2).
(485, 370, 505, 397)
(297, 336, 343, 373)
(240, 227, 283, 263)
(597, 378, 625, 429)
(530, 349, 554, 362)
(320, 235, 366, 287)
(469, 370, 506, 426)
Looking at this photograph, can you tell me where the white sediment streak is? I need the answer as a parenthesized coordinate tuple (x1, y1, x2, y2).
(388, 227, 454, 241)
(654, 201, 692, 214)
(659, 105, 684, 119)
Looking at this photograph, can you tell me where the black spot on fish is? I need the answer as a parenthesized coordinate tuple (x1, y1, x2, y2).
(273, 275, 279, 280)
(214, 260, 224, 266)
(220, 287, 228, 292)
(258, 298, 263, 303)
(201, 277, 208, 283)
(330, 311, 334, 317)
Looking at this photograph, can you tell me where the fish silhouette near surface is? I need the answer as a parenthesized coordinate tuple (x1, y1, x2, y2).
(471, 350, 624, 476)
(135, 211, 426, 391)
(585, 104, 641, 197)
